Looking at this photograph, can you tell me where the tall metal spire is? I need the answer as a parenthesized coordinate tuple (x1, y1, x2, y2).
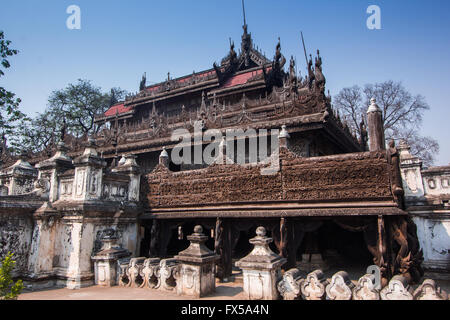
(242, 0, 247, 27)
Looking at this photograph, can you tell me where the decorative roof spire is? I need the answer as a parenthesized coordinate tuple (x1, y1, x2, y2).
(139, 72, 146, 91)
(200, 91, 207, 115)
(242, 0, 247, 30)
(240, 0, 252, 67)
(151, 101, 157, 116)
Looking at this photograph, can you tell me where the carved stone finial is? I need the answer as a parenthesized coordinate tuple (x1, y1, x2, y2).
(123, 154, 138, 167)
(325, 271, 355, 300)
(413, 279, 448, 300)
(160, 147, 168, 158)
(118, 155, 126, 166)
(352, 274, 380, 300)
(279, 125, 290, 139)
(398, 139, 409, 150)
(300, 269, 328, 300)
(380, 275, 413, 300)
(367, 97, 381, 113)
(193, 225, 203, 235)
(397, 139, 416, 161)
(255, 226, 266, 237)
(277, 268, 302, 300)
(158, 147, 169, 167)
(82, 136, 98, 157)
(278, 125, 290, 149)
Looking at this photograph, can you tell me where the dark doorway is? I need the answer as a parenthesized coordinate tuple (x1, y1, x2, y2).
(317, 221, 372, 266)
(232, 229, 254, 259)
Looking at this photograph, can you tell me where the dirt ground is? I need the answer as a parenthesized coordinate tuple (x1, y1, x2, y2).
(18, 268, 450, 300)
(19, 280, 245, 300)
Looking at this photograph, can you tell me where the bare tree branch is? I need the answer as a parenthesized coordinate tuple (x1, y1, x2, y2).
(334, 80, 439, 165)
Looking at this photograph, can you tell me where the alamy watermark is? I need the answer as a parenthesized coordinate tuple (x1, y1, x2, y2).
(65, 5, 380, 31)
(366, 264, 382, 290)
(170, 123, 281, 175)
(367, 5, 381, 30)
(66, 5, 81, 30)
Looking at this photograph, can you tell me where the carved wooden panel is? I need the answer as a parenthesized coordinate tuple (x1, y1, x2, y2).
(145, 150, 393, 209)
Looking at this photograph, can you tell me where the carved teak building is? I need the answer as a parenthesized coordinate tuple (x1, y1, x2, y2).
(0, 19, 424, 289)
(92, 21, 423, 284)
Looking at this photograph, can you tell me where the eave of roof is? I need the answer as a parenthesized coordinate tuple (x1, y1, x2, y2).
(103, 103, 133, 117)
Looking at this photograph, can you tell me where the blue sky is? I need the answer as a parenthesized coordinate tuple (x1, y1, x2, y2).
(1, 0, 449, 164)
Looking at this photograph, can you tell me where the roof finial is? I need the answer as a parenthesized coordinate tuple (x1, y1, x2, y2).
(242, 0, 247, 27)
(152, 101, 157, 115)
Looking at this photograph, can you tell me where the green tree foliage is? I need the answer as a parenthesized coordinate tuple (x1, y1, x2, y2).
(334, 81, 439, 166)
(18, 80, 127, 154)
(0, 252, 24, 300)
(0, 31, 28, 154)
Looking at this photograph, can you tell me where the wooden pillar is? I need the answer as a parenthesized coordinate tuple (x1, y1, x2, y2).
(158, 220, 172, 258)
(149, 219, 159, 258)
(272, 218, 303, 270)
(384, 216, 394, 279)
(377, 215, 389, 288)
(364, 216, 389, 287)
(285, 221, 306, 269)
(285, 219, 297, 269)
(214, 218, 232, 281)
(272, 218, 290, 269)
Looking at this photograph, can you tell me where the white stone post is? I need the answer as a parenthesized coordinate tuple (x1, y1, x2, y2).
(25, 143, 72, 289)
(398, 140, 425, 201)
(175, 225, 219, 298)
(72, 138, 106, 201)
(112, 154, 141, 202)
(91, 229, 131, 287)
(26, 203, 58, 287)
(236, 226, 286, 300)
(35, 141, 73, 202)
(0, 154, 37, 195)
(64, 221, 96, 289)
